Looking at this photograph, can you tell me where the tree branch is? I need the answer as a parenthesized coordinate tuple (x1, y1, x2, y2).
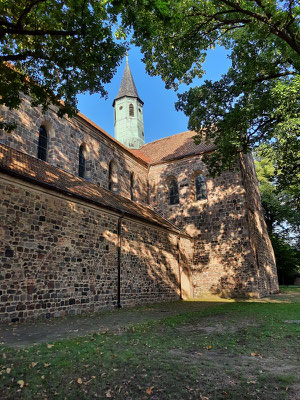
(255, 71, 295, 83)
(16, 0, 47, 26)
(0, 51, 48, 62)
(5, 28, 79, 37)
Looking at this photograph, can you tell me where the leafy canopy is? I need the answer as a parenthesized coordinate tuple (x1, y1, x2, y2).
(119, 0, 300, 195)
(255, 147, 300, 282)
(255, 146, 299, 240)
(0, 0, 127, 129)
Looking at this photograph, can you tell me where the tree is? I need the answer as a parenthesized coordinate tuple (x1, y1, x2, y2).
(0, 0, 127, 130)
(255, 146, 299, 242)
(118, 0, 300, 198)
(255, 147, 300, 284)
(270, 234, 300, 285)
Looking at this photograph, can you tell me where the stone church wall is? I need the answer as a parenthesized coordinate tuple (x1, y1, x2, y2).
(239, 154, 279, 295)
(148, 154, 278, 298)
(0, 98, 149, 203)
(0, 172, 191, 323)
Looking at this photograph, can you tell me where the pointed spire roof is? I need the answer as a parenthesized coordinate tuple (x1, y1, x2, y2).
(113, 55, 143, 106)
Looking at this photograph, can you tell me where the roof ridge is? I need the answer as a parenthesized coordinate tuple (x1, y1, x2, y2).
(140, 130, 196, 148)
(76, 112, 149, 166)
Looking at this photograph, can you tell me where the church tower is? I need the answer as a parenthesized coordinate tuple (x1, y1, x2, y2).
(113, 56, 145, 149)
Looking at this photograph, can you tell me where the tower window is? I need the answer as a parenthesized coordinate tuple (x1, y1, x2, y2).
(130, 172, 134, 201)
(119, 106, 123, 110)
(138, 108, 141, 113)
(168, 178, 179, 205)
(37, 125, 48, 161)
(129, 104, 134, 117)
(195, 175, 207, 200)
(78, 144, 86, 178)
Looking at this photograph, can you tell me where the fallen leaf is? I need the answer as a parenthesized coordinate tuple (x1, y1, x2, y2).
(106, 389, 112, 398)
(77, 378, 83, 384)
(6, 368, 11, 374)
(207, 345, 212, 350)
(2, 353, 6, 359)
(146, 386, 154, 395)
(31, 362, 38, 368)
(251, 352, 261, 357)
(41, 375, 45, 380)
(47, 344, 54, 349)
(17, 380, 24, 388)
(44, 363, 50, 367)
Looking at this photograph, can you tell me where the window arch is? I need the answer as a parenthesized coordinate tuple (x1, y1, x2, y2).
(130, 172, 134, 201)
(129, 103, 134, 117)
(168, 178, 179, 205)
(195, 174, 207, 200)
(108, 160, 117, 191)
(78, 144, 86, 178)
(37, 125, 48, 161)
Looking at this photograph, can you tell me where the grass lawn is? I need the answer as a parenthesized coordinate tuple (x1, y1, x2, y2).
(0, 287, 299, 399)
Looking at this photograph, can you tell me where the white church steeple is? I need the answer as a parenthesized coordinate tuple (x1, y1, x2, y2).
(113, 56, 145, 149)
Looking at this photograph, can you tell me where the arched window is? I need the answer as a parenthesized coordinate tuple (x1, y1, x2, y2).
(130, 172, 134, 201)
(37, 125, 48, 161)
(168, 178, 179, 205)
(108, 160, 117, 191)
(195, 175, 207, 200)
(129, 103, 134, 117)
(78, 144, 86, 178)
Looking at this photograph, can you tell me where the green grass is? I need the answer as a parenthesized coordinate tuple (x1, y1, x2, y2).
(0, 288, 299, 399)
(280, 285, 300, 292)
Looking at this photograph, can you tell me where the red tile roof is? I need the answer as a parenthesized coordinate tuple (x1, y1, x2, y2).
(139, 131, 216, 164)
(77, 113, 214, 166)
(0, 144, 180, 233)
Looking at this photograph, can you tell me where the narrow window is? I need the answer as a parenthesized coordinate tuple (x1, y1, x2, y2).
(108, 161, 113, 190)
(108, 160, 117, 191)
(78, 144, 86, 178)
(168, 178, 179, 205)
(195, 175, 207, 200)
(129, 103, 134, 117)
(130, 173, 134, 201)
(37, 125, 48, 161)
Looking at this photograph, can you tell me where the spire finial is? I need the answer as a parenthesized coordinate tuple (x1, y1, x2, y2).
(126, 52, 128, 64)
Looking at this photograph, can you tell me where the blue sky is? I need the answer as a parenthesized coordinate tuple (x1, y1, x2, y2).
(77, 45, 231, 144)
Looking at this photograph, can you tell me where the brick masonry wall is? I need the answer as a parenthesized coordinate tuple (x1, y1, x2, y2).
(0, 98, 148, 203)
(120, 220, 179, 306)
(148, 154, 278, 298)
(239, 154, 279, 296)
(0, 173, 190, 323)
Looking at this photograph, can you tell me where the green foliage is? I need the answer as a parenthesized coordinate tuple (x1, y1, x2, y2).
(255, 148, 300, 282)
(120, 0, 300, 194)
(255, 147, 300, 235)
(271, 234, 300, 284)
(0, 0, 127, 118)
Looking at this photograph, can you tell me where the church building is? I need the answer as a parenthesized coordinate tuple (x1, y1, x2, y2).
(0, 58, 279, 323)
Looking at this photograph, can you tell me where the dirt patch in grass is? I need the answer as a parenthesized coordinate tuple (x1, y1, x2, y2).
(169, 348, 300, 399)
(176, 316, 258, 334)
(0, 288, 299, 399)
